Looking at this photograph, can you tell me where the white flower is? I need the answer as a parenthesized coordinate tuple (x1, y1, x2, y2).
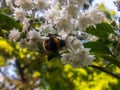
(61, 48, 94, 68)
(38, 24, 56, 35)
(44, 7, 61, 24)
(54, 16, 73, 33)
(5, 0, 14, 9)
(75, 13, 92, 31)
(13, 8, 27, 21)
(44, 5, 75, 34)
(58, 30, 68, 40)
(65, 36, 83, 50)
(87, 35, 98, 41)
(27, 30, 40, 40)
(69, 0, 90, 8)
(26, 40, 39, 51)
(9, 28, 21, 42)
(33, 0, 48, 9)
(75, 6, 105, 31)
(5, 0, 12, 6)
(22, 18, 30, 32)
(61, 36, 94, 67)
(86, 6, 105, 25)
(63, 5, 79, 18)
(15, 0, 34, 10)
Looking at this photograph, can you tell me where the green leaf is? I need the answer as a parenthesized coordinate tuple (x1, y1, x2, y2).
(86, 22, 114, 38)
(84, 41, 111, 55)
(0, 8, 12, 15)
(0, 14, 22, 30)
(98, 54, 120, 68)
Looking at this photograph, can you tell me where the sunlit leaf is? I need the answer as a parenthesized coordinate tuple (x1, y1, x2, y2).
(0, 8, 12, 15)
(86, 22, 114, 38)
(0, 14, 22, 30)
(84, 41, 111, 55)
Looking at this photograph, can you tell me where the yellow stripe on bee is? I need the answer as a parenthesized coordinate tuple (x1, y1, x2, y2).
(42, 40, 49, 53)
(53, 38, 61, 51)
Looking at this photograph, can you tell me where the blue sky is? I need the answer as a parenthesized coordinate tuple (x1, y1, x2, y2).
(93, 0, 117, 11)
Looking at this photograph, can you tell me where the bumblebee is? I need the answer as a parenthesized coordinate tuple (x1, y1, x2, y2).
(42, 35, 65, 54)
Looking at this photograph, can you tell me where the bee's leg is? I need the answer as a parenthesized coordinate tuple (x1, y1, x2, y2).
(47, 53, 61, 61)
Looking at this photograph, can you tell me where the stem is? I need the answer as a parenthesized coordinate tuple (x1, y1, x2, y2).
(104, 62, 111, 68)
(89, 65, 120, 79)
(113, 41, 120, 57)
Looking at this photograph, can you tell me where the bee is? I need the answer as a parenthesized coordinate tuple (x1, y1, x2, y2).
(38, 34, 65, 60)
(42, 34, 66, 54)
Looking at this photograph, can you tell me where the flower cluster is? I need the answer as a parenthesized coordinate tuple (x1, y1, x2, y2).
(6, 0, 105, 67)
(61, 36, 94, 67)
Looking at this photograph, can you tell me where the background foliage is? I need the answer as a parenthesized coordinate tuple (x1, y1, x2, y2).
(0, 0, 120, 90)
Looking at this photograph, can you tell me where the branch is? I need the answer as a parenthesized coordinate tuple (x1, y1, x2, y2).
(15, 59, 26, 83)
(89, 65, 120, 79)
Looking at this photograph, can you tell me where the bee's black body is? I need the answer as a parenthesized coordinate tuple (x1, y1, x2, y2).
(42, 35, 65, 54)
(41, 35, 65, 60)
